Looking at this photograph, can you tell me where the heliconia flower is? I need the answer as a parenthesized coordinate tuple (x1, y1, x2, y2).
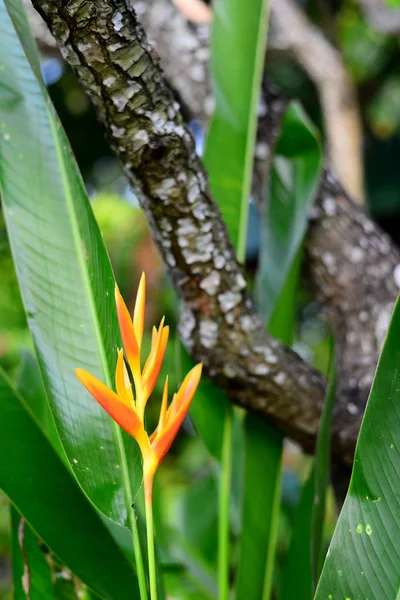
(75, 273, 202, 500)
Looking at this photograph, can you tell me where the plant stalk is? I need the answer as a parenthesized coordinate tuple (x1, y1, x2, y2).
(144, 474, 157, 600)
(218, 405, 233, 600)
(130, 508, 149, 600)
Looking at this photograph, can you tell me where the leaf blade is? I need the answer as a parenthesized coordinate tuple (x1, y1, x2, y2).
(204, 0, 269, 258)
(0, 366, 140, 600)
(315, 298, 400, 599)
(256, 102, 322, 323)
(0, 0, 141, 524)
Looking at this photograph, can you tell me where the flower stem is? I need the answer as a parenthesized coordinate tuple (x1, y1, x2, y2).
(218, 405, 233, 600)
(130, 509, 149, 600)
(144, 475, 158, 600)
(113, 423, 148, 600)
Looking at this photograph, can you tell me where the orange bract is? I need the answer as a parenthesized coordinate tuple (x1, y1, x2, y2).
(75, 273, 202, 491)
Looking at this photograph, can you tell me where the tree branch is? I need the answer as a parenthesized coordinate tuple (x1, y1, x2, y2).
(358, 0, 400, 34)
(29, 0, 400, 468)
(30, 0, 333, 455)
(307, 169, 400, 455)
(126, 0, 400, 458)
(269, 0, 365, 204)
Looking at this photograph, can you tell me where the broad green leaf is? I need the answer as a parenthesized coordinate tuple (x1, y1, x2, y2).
(204, 0, 270, 258)
(189, 0, 270, 458)
(235, 416, 282, 600)
(268, 246, 302, 345)
(11, 506, 80, 600)
(280, 470, 314, 600)
(0, 0, 141, 524)
(280, 340, 336, 599)
(167, 531, 218, 599)
(0, 367, 140, 600)
(312, 338, 336, 586)
(315, 298, 400, 599)
(11, 505, 55, 600)
(257, 102, 322, 323)
(17, 349, 64, 457)
(242, 102, 321, 600)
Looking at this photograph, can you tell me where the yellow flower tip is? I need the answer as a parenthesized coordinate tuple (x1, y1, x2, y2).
(115, 348, 134, 407)
(150, 362, 202, 465)
(179, 362, 202, 399)
(114, 283, 140, 373)
(143, 321, 169, 386)
(133, 273, 146, 349)
(75, 367, 89, 384)
(158, 375, 169, 430)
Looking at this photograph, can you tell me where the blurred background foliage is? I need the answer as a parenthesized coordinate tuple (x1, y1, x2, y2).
(1, 0, 400, 596)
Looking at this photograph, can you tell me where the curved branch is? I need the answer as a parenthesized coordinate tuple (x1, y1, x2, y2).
(126, 0, 400, 458)
(30, 0, 400, 468)
(269, 0, 365, 204)
(30, 0, 335, 457)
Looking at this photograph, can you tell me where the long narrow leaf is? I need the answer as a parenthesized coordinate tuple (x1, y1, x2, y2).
(0, 0, 141, 524)
(314, 297, 400, 599)
(17, 349, 64, 457)
(249, 101, 322, 600)
(204, 0, 269, 258)
(235, 417, 282, 600)
(280, 343, 336, 599)
(312, 339, 336, 586)
(0, 367, 139, 600)
(280, 470, 315, 600)
(204, 2, 271, 598)
(10, 505, 55, 600)
(257, 102, 322, 323)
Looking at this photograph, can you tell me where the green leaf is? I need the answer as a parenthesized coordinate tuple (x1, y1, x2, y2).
(17, 350, 64, 457)
(235, 417, 282, 600)
(241, 102, 321, 600)
(10, 505, 55, 600)
(0, 367, 140, 600)
(268, 246, 302, 345)
(167, 531, 218, 599)
(315, 298, 400, 599)
(11, 507, 80, 600)
(280, 340, 336, 599)
(312, 338, 336, 587)
(256, 102, 322, 323)
(0, 0, 141, 524)
(204, 0, 270, 259)
(280, 470, 314, 600)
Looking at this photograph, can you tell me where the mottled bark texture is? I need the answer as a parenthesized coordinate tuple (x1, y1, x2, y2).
(308, 171, 400, 456)
(30, 0, 330, 454)
(128, 0, 400, 459)
(30, 0, 400, 467)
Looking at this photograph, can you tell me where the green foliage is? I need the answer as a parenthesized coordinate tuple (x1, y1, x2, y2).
(338, 7, 392, 83)
(280, 469, 314, 600)
(257, 102, 322, 325)
(0, 367, 140, 600)
(315, 297, 400, 599)
(16, 350, 64, 456)
(0, 0, 142, 526)
(280, 341, 336, 599)
(235, 417, 282, 600)
(367, 75, 400, 139)
(312, 341, 336, 586)
(382, 0, 400, 7)
(1, 0, 400, 597)
(204, 0, 269, 259)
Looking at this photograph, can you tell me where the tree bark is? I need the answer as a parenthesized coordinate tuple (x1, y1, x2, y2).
(30, 0, 400, 467)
